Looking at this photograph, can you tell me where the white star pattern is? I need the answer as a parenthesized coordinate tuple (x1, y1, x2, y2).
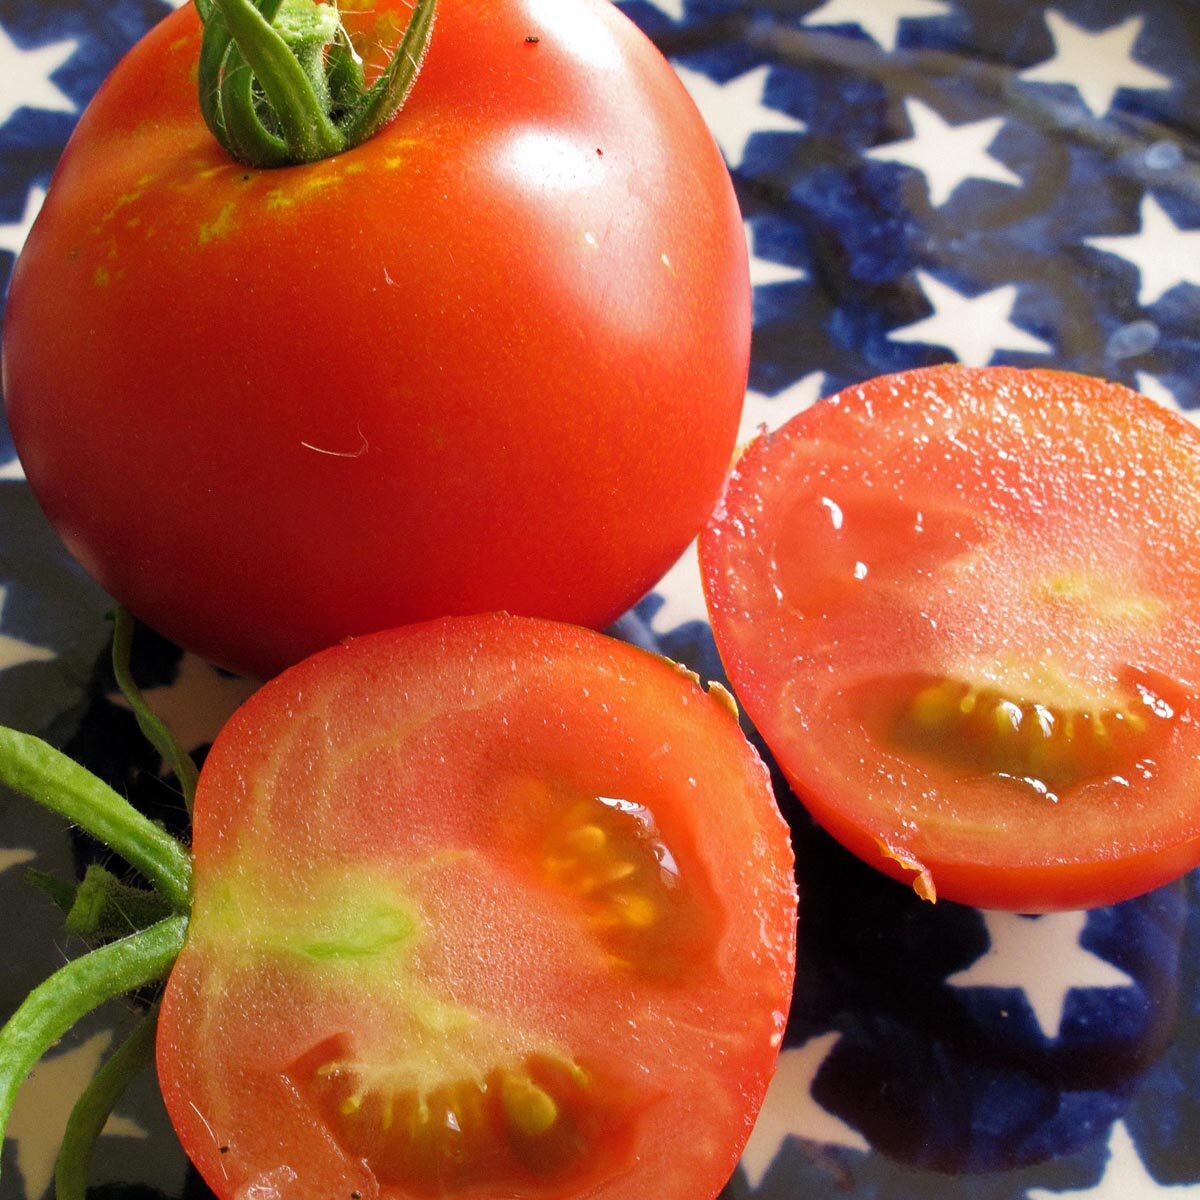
(867, 98, 1020, 207)
(631, 0, 684, 20)
(888, 271, 1052, 366)
(7, 1029, 147, 1200)
(648, 371, 827, 636)
(0, 586, 55, 672)
(0, 184, 45, 260)
(741, 1032, 869, 1189)
(739, 371, 826, 447)
(1019, 11, 1171, 119)
(947, 912, 1134, 1040)
(802, 0, 952, 54)
(1086, 194, 1200, 307)
(0, 23, 77, 129)
(108, 652, 258, 764)
(648, 539, 705, 635)
(746, 220, 806, 288)
(0, 846, 36, 875)
(1136, 371, 1197, 424)
(673, 64, 806, 170)
(1026, 1120, 1200, 1199)
(0, 456, 24, 481)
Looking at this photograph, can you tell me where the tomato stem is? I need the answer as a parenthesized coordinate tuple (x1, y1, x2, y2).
(111, 610, 199, 816)
(0, 728, 192, 911)
(208, 0, 343, 162)
(55, 1004, 161, 1200)
(0, 916, 187, 1181)
(196, 0, 437, 167)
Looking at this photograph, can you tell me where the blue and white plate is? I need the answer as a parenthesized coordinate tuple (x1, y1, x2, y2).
(2, 0, 1199, 1197)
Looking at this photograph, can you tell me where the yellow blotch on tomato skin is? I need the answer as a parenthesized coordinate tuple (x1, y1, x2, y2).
(265, 189, 294, 211)
(300, 173, 342, 196)
(198, 202, 237, 244)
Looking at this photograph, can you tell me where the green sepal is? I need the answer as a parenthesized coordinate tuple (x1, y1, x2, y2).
(55, 1004, 161, 1200)
(339, 0, 436, 146)
(0, 916, 188, 1185)
(0, 727, 192, 912)
(206, 0, 344, 163)
(26, 868, 77, 915)
(196, 0, 438, 168)
(65, 865, 176, 943)
(110, 610, 200, 817)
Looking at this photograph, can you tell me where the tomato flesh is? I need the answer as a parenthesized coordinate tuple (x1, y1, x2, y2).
(702, 366, 1200, 911)
(157, 616, 796, 1200)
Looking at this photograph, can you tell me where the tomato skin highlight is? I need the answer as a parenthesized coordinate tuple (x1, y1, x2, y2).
(156, 614, 796, 1200)
(1, 0, 750, 678)
(702, 365, 1200, 912)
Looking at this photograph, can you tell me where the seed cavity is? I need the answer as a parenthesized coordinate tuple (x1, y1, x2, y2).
(536, 792, 718, 982)
(293, 1036, 634, 1196)
(881, 668, 1185, 796)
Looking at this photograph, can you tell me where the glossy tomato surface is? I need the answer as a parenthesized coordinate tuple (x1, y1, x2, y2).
(1, 0, 749, 678)
(702, 366, 1200, 912)
(156, 614, 796, 1200)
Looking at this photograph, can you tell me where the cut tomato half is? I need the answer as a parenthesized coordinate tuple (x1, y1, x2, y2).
(156, 615, 796, 1200)
(701, 366, 1200, 911)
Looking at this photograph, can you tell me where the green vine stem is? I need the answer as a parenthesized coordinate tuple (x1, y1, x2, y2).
(111, 609, 199, 816)
(0, 728, 192, 911)
(55, 1004, 161, 1200)
(197, 0, 437, 167)
(0, 916, 188, 1180)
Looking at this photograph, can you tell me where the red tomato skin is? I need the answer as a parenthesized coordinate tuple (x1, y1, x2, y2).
(155, 614, 797, 1200)
(702, 365, 1200, 912)
(2, 0, 750, 678)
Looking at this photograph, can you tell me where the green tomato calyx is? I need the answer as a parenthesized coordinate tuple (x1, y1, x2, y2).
(196, 0, 437, 168)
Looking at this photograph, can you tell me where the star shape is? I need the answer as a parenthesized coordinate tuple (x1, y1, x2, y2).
(0, 456, 24, 481)
(746, 220, 807, 289)
(673, 64, 806, 170)
(1026, 1120, 1200, 1198)
(1137, 371, 1198, 424)
(0, 185, 45, 261)
(648, 539, 705, 635)
(947, 911, 1133, 1040)
(7, 1029, 147, 1199)
(739, 371, 825, 447)
(802, 0, 952, 54)
(888, 271, 1051, 367)
(108, 651, 258, 765)
(1019, 11, 1171, 119)
(741, 1032, 869, 1189)
(628, 0, 684, 19)
(0, 585, 55, 672)
(0, 846, 36, 875)
(0, 24, 78, 129)
(1086, 194, 1200, 307)
(867, 99, 1021, 207)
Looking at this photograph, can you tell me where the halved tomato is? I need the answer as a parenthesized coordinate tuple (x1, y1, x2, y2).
(156, 615, 796, 1200)
(701, 366, 1200, 911)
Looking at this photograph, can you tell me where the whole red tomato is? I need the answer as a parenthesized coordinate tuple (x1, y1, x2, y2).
(2, 0, 749, 678)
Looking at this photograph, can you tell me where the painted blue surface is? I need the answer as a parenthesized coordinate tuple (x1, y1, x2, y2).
(1, 0, 1199, 1196)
